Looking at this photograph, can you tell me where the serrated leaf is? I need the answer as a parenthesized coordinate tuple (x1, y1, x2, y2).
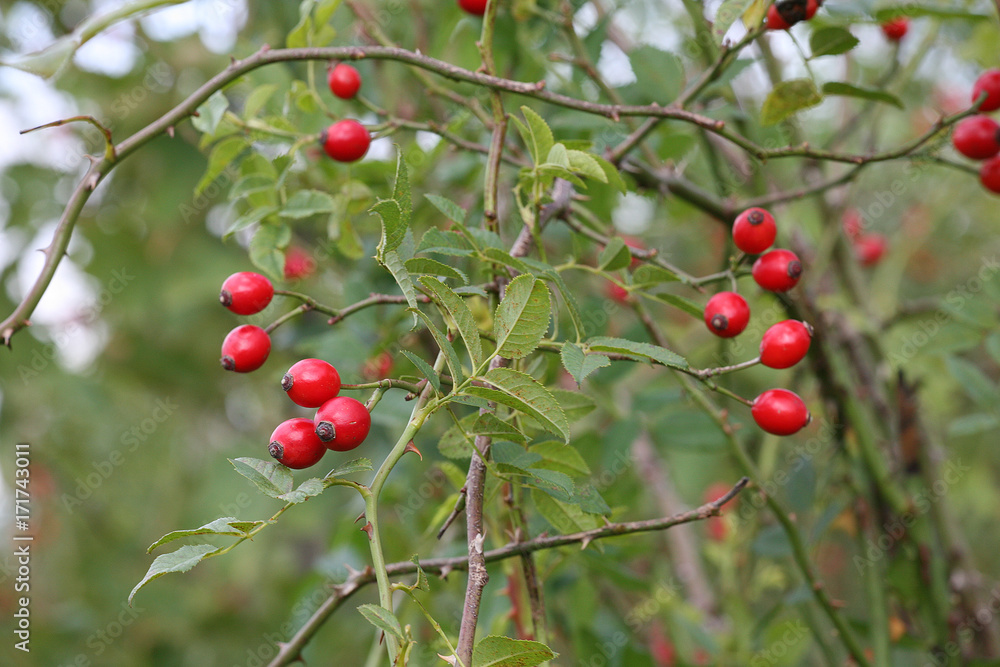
(472, 635, 557, 667)
(410, 555, 430, 591)
(473, 413, 527, 445)
(598, 238, 632, 272)
(622, 46, 684, 105)
(410, 308, 465, 388)
(586, 336, 689, 369)
(646, 291, 702, 318)
(249, 223, 291, 281)
(424, 193, 467, 224)
(420, 277, 484, 367)
(561, 342, 610, 385)
(230, 174, 276, 201)
(566, 149, 608, 183)
(129, 544, 219, 604)
(494, 275, 551, 359)
(243, 83, 279, 117)
(231, 457, 294, 498)
(493, 440, 544, 469)
(417, 228, 473, 256)
(467, 368, 569, 442)
(545, 143, 571, 169)
(714, 0, 755, 41)
(391, 149, 412, 223)
(631, 265, 681, 287)
(520, 106, 554, 165)
(520, 258, 586, 341)
(549, 389, 596, 422)
(196, 137, 247, 196)
(821, 82, 903, 109)
(530, 441, 591, 477)
(809, 27, 860, 58)
(324, 457, 374, 479)
(405, 258, 469, 284)
(280, 190, 337, 219)
(531, 489, 600, 534)
(760, 79, 823, 126)
(439, 414, 477, 459)
(192, 90, 230, 136)
(146, 517, 253, 553)
(591, 154, 627, 193)
(482, 248, 533, 275)
(372, 199, 405, 260)
(279, 477, 326, 504)
(399, 350, 442, 394)
(357, 604, 405, 641)
(381, 250, 420, 328)
(225, 205, 278, 236)
(572, 483, 612, 515)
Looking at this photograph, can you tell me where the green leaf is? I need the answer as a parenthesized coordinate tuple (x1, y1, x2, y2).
(873, 6, 990, 21)
(622, 46, 685, 105)
(948, 413, 1000, 437)
(372, 199, 405, 260)
(631, 265, 681, 287)
(399, 349, 442, 394)
(549, 389, 596, 422)
(472, 636, 557, 667)
(560, 342, 610, 385)
(192, 90, 230, 136)
(519, 106, 555, 165)
(243, 83, 280, 117)
(357, 604, 406, 642)
(520, 258, 586, 342)
(493, 275, 551, 359)
(280, 190, 337, 219)
(591, 154, 627, 194)
(230, 174, 276, 201)
(473, 413, 528, 445)
(225, 205, 278, 236)
(196, 137, 247, 196)
(586, 336, 689, 369)
(324, 458, 374, 479)
(492, 440, 544, 469)
(410, 555, 430, 591)
(530, 441, 591, 477)
(278, 477, 328, 504)
(417, 228, 473, 256)
(410, 308, 465, 388)
(821, 82, 904, 109)
(714, 0, 755, 42)
(760, 79, 823, 126)
(146, 517, 257, 553)
(391, 149, 412, 223)
(809, 27, 860, 58)
(130, 544, 219, 605)
(566, 149, 608, 183)
(439, 414, 477, 459)
(230, 457, 294, 499)
(482, 248, 533, 275)
(466, 368, 569, 442)
(381, 250, 420, 328)
(597, 238, 632, 272)
(405, 258, 469, 284)
(545, 143, 571, 169)
(646, 292, 703, 318)
(419, 277, 484, 367)
(946, 356, 997, 407)
(249, 223, 291, 281)
(424, 193, 467, 224)
(531, 489, 600, 534)
(741, 0, 769, 28)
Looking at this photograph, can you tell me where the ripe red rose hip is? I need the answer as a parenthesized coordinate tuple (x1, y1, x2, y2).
(951, 116, 1000, 160)
(759, 320, 812, 369)
(220, 271, 274, 315)
(753, 249, 802, 292)
(765, 3, 791, 30)
(268, 418, 327, 469)
(327, 63, 362, 99)
(282, 358, 342, 408)
(880, 17, 908, 41)
(732, 207, 777, 254)
(766, 0, 818, 30)
(321, 119, 371, 162)
(981, 156, 1000, 194)
(972, 69, 1000, 112)
(704, 292, 750, 338)
(220, 324, 271, 372)
(283, 246, 316, 281)
(458, 0, 488, 16)
(751, 389, 811, 436)
(315, 396, 372, 451)
(854, 234, 888, 266)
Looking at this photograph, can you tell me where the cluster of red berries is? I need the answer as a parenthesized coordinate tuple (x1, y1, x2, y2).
(218, 271, 372, 469)
(321, 63, 371, 163)
(842, 209, 887, 267)
(765, 0, 820, 31)
(703, 208, 813, 437)
(951, 69, 1000, 195)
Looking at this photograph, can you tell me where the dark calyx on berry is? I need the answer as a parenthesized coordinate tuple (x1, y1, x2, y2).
(711, 314, 729, 332)
(268, 442, 283, 459)
(281, 373, 294, 391)
(316, 421, 336, 441)
(787, 260, 803, 279)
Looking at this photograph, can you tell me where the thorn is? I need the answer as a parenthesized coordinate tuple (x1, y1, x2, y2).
(580, 536, 593, 550)
(354, 511, 366, 524)
(404, 441, 423, 460)
(167, 126, 175, 138)
(190, 110, 200, 117)
(534, 80, 546, 91)
(438, 653, 459, 665)
(439, 565, 452, 579)
(472, 531, 486, 554)
(344, 563, 362, 577)
(361, 521, 374, 540)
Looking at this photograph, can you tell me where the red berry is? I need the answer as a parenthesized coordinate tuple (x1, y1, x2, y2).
(268, 418, 327, 469)
(759, 320, 812, 369)
(362, 351, 394, 381)
(282, 359, 342, 408)
(283, 246, 316, 281)
(981, 156, 1000, 194)
(458, 0, 488, 16)
(766, 0, 817, 29)
(751, 389, 811, 436)
(704, 292, 750, 338)
(320, 120, 371, 162)
(765, 3, 791, 30)
(220, 324, 271, 372)
(880, 17, 908, 41)
(854, 234, 888, 266)
(315, 396, 372, 451)
(972, 69, 1000, 112)
(327, 63, 362, 99)
(732, 207, 777, 254)
(952, 115, 1000, 160)
(606, 280, 630, 304)
(804, 0, 819, 20)
(752, 249, 802, 292)
(220, 271, 274, 315)
(842, 209, 863, 241)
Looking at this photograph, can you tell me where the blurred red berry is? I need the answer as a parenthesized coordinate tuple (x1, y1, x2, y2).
(880, 17, 908, 41)
(283, 246, 316, 281)
(854, 234, 888, 266)
(972, 69, 1000, 112)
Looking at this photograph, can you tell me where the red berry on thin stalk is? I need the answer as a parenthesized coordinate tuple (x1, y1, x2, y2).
(972, 69, 1000, 112)
(220, 325, 271, 372)
(751, 389, 811, 436)
(327, 63, 362, 99)
(315, 396, 372, 451)
(752, 249, 803, 292)
(759, 320, 813, 369)
(282, 359, 342, 408)
(732, 207, 777, 254)
(268, 418, 327, 469)
(880, 17, 909, 41)
(952, 116, 1000, 160)
(704, 292, 750, 338)
(220, 272, 274, 315)
(981, 156, 1000, 194)
(320, 120, 371, 162)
